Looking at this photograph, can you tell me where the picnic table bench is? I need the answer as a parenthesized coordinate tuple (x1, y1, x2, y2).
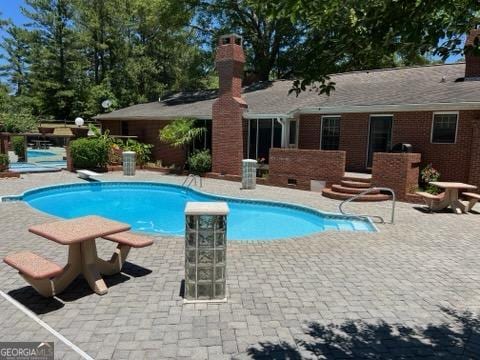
(3, 216, 153, 297)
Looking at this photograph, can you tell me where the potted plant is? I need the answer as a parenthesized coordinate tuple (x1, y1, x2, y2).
(420, 164, 441, 194)
(38, 126, 55, 135)
(0, 153, 9, 172)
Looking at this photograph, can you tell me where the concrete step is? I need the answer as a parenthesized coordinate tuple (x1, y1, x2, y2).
(340, 180, 372, 188)
(342, 176, 372, 184)
(332, 184, 380, 195)
(322, 188, 391, 202)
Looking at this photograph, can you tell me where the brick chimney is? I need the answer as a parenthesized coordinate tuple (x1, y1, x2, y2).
(465, 28, 480, 80)
(211, 34, 248, 176)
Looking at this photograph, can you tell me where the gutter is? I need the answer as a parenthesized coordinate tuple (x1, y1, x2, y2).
(294, 101, 480, 115)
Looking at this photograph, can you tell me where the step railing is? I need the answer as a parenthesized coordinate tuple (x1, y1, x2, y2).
(338, 187, 396, 224)
(182, 174, 203, 189)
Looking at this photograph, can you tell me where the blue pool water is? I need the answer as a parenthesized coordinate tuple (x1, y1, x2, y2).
(13, 182, 374, 240)
(27, 150, 56, 158)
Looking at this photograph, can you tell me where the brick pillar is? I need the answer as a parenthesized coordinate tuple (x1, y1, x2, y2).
(465, 29, 480, 80)
(0, 134, 8, 154)
(66, 141, 75, 172)
(371, 153, 421, 201)
(211, 34, 248, 176)
(468, 120, 480, 188)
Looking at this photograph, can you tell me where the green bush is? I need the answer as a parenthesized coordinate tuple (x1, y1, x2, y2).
(12, 136, 26, 159)
(70, 137, 109, 169)
(122, 139, 153, 166)
(187, 149, 211, 175)
(0, 153, 9, 171)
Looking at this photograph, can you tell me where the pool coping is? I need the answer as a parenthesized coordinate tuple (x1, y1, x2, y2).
(1, 181, 379, 242)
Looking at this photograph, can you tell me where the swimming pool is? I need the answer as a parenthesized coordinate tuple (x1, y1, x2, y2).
(4, 182, 375, 240)
(27, 150, 56, 158)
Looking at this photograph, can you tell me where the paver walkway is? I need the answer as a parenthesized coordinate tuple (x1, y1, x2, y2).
(1, 171, 480, 359)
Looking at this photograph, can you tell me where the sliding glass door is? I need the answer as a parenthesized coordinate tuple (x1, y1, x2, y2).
(367, 115, 393, 167)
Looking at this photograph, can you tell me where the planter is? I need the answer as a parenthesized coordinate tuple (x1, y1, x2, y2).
(38, 126, 55, 135)
(71, 127, 89, 138)
(0, 164, 7, 172)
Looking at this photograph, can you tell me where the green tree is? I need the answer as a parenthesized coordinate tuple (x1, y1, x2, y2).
(194, 0, 305, 81)
(271, 0, 479, 94)
(0, 24, 31, 96)
(22, 0, 85, 119)
(159, 117, 205, 168)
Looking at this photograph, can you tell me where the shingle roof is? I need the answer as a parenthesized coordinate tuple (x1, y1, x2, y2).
(94, 63, 479, 120)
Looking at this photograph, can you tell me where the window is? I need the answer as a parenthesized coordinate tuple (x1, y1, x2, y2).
(247, 119, 283, 162)
(121, 121, 129, 136)
(288, 120, 297, 146)
(321, 116, 341, 150)
(431, 113, 458, 144)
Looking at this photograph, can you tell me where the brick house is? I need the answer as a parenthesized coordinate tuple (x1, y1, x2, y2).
(95, 31, 480, 194)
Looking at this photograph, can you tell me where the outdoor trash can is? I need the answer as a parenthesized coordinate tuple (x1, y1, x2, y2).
(184, 202, 229, 302)
(122, 151, 136, 176)
(242, 159, 257, 189)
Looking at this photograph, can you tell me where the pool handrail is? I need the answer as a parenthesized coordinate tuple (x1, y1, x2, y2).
(338, 187, 396, 224)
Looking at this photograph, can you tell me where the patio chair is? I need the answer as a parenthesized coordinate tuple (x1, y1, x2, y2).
(415, 191, 446, 212)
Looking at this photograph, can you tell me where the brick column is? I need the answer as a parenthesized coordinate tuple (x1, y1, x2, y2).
(66, 142, 75, 172)
(468, 120, 480, 188)
(211, 34, 248, 176)
(371, 153, 421, 201)
(0, 134, 8, 154)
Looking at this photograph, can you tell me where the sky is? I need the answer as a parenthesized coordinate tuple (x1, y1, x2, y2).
(0, 0, 464, 69)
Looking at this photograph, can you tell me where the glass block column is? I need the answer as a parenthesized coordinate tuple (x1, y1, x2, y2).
(184, 202, 229, 303)
(242, 159, 257, 189)
(122, 151, 136, 176)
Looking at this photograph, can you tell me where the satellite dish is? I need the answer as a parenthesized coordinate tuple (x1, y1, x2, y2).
(101, 99, 112, 109)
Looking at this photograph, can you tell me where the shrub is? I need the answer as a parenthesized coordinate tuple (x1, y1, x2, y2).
(12, 136, 25, 159)
(187, 149, 211, 175)
(421, 163, 441, 194)
(122, 139, 153, 166)
(0, 153, 9, 171)
(70, 137, 109, 169)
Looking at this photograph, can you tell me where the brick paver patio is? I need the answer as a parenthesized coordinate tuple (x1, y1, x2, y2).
(1, 171, 480, 359)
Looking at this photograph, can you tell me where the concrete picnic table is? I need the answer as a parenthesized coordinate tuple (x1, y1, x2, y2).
(429, 181, 478, 214)
(28, 215, 131, 295)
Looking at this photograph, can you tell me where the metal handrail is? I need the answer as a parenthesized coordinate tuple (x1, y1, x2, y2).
(338, 187, 396, 224)
(182, 174, 203, 189)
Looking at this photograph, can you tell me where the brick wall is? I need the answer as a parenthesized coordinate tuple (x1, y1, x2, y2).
(100, 120, 185, 167)
(392, 110, 478, 183)
(268, 148, 345, 190)
(298, 114, 321, 149)
(298, 113, 369, 172)
(297, 110, 480, 184)
(339, 113, 369, 171)
(371, 153, 421, 201)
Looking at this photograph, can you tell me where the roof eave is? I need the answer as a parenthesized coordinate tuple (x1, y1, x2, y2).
(94, 114, 212, 121)
(295, 102, 480, 115)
